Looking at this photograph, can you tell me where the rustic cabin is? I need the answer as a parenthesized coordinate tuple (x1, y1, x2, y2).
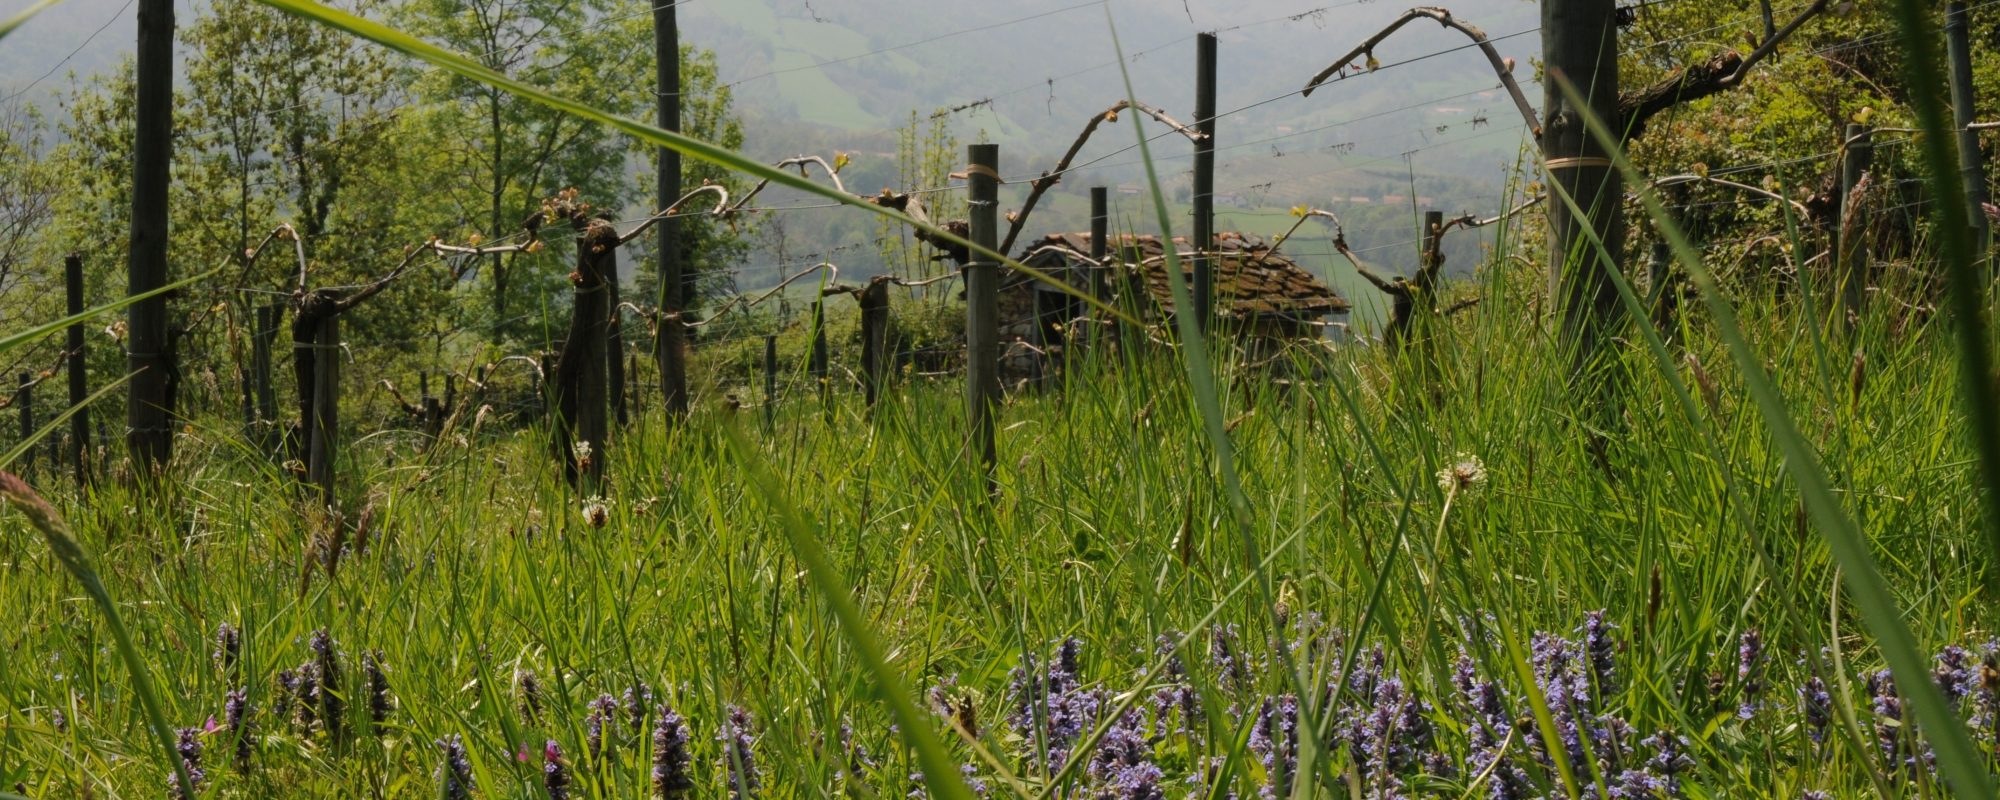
(1001, 231, 1350, 384)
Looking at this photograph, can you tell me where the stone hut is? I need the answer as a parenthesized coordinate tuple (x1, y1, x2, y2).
(999, 231, 1350, 384)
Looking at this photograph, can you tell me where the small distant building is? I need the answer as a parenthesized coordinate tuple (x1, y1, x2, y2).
(997, 232, 1350, 385)
(1347, 196, 1373, 204)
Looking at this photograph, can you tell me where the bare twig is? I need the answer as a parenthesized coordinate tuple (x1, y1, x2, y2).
(617, 183, 732, 245)
(1644, 173, 1812, 217)
(1620, 0, 1830, 135)
(682, 262, 841, 328)
(725, 155, 855, 217)
(999, 100, 1204, 255)
(1302, 7, 1540, 136)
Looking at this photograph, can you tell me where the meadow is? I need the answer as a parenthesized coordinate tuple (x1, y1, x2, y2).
(3, 242, 1996, 798)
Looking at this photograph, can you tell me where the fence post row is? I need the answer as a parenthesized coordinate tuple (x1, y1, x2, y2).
(859, 276, 891, 409)
(253, 305, 278, 452)
(965, 143, 1001, 491)
(1946, 0, 1991, 256)
(1838, 123, 1874, 327)
(65, 253, 90, 483)
(1192, 32, 1218, 330)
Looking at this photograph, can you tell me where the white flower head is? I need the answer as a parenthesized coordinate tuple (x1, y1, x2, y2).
(571, 440, 592, 464)
(581, 496, 609, 529)
(1436, 452, 1487, 495)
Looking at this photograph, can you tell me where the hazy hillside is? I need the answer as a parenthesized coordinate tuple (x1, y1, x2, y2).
(2, 0, 1543, 291)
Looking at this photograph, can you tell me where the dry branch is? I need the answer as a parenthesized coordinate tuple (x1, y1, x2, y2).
(1619, 0, 1830, 135)
(1302, 7, 1541, 137)
(999, 100, 1206, 255)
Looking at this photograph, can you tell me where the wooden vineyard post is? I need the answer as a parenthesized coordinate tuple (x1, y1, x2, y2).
(307, 316, 339, 511)
(1542, 0, 1625, 374)
(763, 334, 778, 430)
(17, 372, 33, 479)
(810, 296, 829, 411)
(551, 221, 616, 492)
(605, 253, 628, 429)
(126, 0, 176, 473)
(1089, 187, 1109, 355)
(654, 0, 688, 419)
(1839, 123, 1874, 327)
(859, 276, 891, 409)
(65, 253, 90, 482)
(965, 143, 1001, 490)
(1191, 32, 1218, 331)
(252, 305, 279, 451)
(1947, 0, 1991, 257)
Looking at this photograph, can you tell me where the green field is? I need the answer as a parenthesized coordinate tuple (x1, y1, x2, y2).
(4, 243, 1996, 797)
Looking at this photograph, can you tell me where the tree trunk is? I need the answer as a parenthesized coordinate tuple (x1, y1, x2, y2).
(1542, 0, 1626, 373)
(126, 0, 176, 472)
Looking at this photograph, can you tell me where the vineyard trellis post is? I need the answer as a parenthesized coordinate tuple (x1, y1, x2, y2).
(1839, 122, 1874, 327)
(966, 143, 1001, 490)
(17, 372, 34, 479)
(550, 221, 617, 492)
(1090, 186, 1109, 355)
(1192, 32, 1218, 330)
(810, 296, 829, 411)
(1542, 0, 1625, 376)
(655, 0, 689, 420)
(763, 333, 777, 430)
(1946, 0, 1990, 257)
(252, 305, 279, 451)
(126, 0, 177, 473)
(65, 253, 90, 483)
(306, 315, 339, 511)
(859, 276, 890, 409)
(605, 255, 627, 430)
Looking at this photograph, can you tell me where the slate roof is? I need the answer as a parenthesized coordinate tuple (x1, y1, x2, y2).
(1015, 231, 1350, 318)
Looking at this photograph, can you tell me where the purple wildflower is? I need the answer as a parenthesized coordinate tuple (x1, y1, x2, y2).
(214, 622, 241, 675)
(1737, 629, 1765, 720)
(1935, 645, 1975, 705)
(516, 668, 544, 724)
(1581, 611, 1618, 698)
(309, 629, 345, 744)
(544, 740, 572, 800)
(292, 662, 321, 733)
(1249, 694, 1299, 800)
(585, 693, 618, 760)
(1531, 632, 1590, 769)
(1211, 624, 1253, 692)
(626, 682, 654, 732)
(168, 727, 205, 800)
(1799, 674, 1831, 745)
(437, 734, 475, 800)
(1868, 669, 1932, 776)
(1640, 730, 1694, 796)
(363, 650, 392, 729)
(274, 668, 299, 729)
(651, 702, 693, 798)
(224, 687, 253, 770)
(718, 705, 760, 799)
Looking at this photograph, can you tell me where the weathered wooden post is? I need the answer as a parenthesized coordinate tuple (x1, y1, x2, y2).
(810, 297, 829, 407)
(1946, 0, 1990, 256)
(605, 254, 628, 429)
(1089, 187, 1110, 356)
(763, 334, 778, 430)
(253, 305, 278, 449)
(1191, 33, 1218, 330)
(1838, 123, 1874, 326)
(1542, 0, 1625, 372)
(126, 0, 176, 473)
(550, 220, 617, 491)
(307, 316, 339, 510)
(17, 372, 34, 479)
(654, 0, 688, 419)
(65, 253, 90, 482)
(966, 143, 1001, 488)
(859, 276, 891, 408)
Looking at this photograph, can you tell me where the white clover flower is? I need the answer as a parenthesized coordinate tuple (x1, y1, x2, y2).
(1435, 452, 1487, 495)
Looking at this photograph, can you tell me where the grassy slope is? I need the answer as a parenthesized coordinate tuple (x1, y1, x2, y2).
(0, 246, 1991, 796)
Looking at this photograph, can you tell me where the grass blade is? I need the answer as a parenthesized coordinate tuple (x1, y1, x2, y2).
(0, 265, 223, 357)
(0, 371, 133, 469)
(0, 0, 62, 43)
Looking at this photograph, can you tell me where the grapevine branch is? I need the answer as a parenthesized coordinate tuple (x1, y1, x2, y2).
(1301, 7, 1541, 137)
(999, 100, 1206, 255)
(1619, 0, 1831, 136)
